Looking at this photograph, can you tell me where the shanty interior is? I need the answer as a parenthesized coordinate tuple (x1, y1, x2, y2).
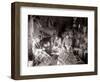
(28, 15, 88, 66)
